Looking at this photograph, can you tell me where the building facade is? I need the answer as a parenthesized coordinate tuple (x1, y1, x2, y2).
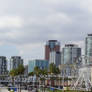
(0, 56, 7, 75)
(10, 56, 23, 71)
(61, 44, 81, 76)
(28, 59, 48, 73)
(45, 40, 60, 61)
(49, 51, 61, 67)
(85, 34, 92, 64)
(61, 44, 81, 64)
(24, 65, 28, 76)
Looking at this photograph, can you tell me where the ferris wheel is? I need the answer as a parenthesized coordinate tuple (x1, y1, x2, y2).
(73, 55, 92, 91)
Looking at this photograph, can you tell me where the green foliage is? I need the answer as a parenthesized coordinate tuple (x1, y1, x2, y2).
(10, 90, 14, 92)
(30, 63, 60, 77)
(10, 64, 25, 77)
(34, 66, 40, 76)
(33, 66, 48, 76)
(49, 63, 60, 74)
(28, 72, 34, 76)
(17, 64, 25, 75)
(10, 69, 18, 77)
(54, 67, 60, 74)
(49, 63, 55, 74)
(40, 69, 48, 75)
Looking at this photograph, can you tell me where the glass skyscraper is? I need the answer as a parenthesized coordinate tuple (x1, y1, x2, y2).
(49, 51, 61, 67)
(45, 40, 60, 61)
(61, 44, 81, 76)
(85, 34, 92, 64)
(61, 44, 81, 64)
(28, 59, 48, 73)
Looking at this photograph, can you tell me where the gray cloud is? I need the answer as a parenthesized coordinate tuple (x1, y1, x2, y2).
(0, 0, 91, 62)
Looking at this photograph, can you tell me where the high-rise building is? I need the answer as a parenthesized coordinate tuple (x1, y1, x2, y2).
(45, 40, 60, 61)
(55, 51, 61, 67)
(10, 56, 23, 71)
(0, 56, 8, 75)
(28, 59, 48, 73)
(49, 51, 61, 67)
(61, 44, 81, 64)
(85, 34, 92, 64)
(61, 44, 81, 76)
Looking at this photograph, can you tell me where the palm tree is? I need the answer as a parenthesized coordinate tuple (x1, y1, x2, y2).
(10, 65, 25, 92)
(16, 64, 25, 92)
(39, 69, 48, 92)
(34, 66, 40, 77)
(49, 63, 61, 86)
(49, 63, 61, 75)
(10, 69, 18, 86)
(55, 67, 60, 74)
(49, 63, 55, 74)
(39, 69, 48, 83)
(28, 72, 34, 76)
(10, 69, 18, 77)
(17, 64, 25, 75)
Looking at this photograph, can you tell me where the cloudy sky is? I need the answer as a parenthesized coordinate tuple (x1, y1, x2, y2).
(0, 0, 91, 64)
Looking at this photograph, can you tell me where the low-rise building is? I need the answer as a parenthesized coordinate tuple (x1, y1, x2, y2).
(28, 59, 48, 73)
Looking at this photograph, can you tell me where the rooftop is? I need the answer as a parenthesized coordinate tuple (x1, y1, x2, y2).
(88, 34, 92, 36)
(65, 44, 78, 47)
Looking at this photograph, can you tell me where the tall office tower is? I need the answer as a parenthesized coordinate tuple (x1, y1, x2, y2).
(85, 34, 92, 64)
(61, 44, 81, 64)
(45, 40, 60, 61)
(0, 56, 7, 75)
(61, 44, 81, 76)
(49, 51, 61, 67)
(10, 56, 23, 70)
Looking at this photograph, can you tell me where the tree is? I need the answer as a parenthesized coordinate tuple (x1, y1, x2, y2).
(10, 64, 25, 76)
(10, 69, 18, 86)
(54, 67, 60, 75)
(17, 64, 25, 75)
(39, 69, 48, 76)
(49, 63, 61, 86)
(34, 66, 40, 76)
(49, 63, 60, 74)
(28, 72, 34, 76)
(49, 63, 56, 74)
(38, 69, 48, 92)
(10, 69, 18, 77)
(10, 65, 24, 92)
(17, 65, 25, 92)
(43, 69, 48, 75)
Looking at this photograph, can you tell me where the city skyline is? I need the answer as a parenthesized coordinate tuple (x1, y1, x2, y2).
(0, 36, 88, 65)
(0, 0, 91, 65)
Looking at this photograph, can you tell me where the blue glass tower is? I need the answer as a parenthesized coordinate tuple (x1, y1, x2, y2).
(85, 34, 92, 64)
(28, 59, 48, 73)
